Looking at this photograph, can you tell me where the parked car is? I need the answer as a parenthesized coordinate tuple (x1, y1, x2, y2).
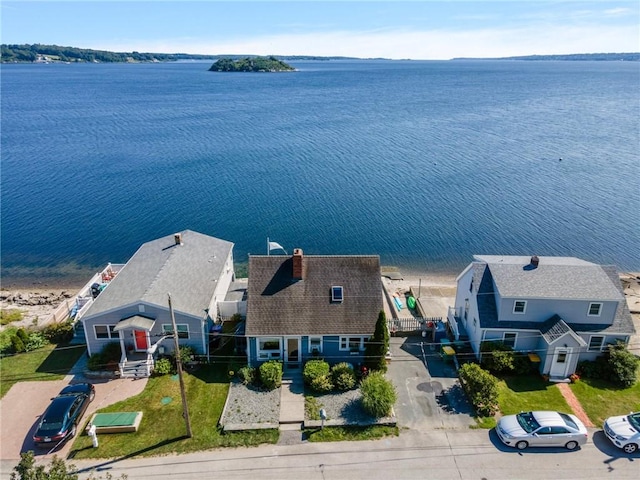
(603, 412, 640, 454)
(496, 411, 588, 450)
(33, 383, 95, 448)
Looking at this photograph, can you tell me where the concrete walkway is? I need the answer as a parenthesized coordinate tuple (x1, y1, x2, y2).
(556, 382, 595, 427)
(279, 371, 305, 425)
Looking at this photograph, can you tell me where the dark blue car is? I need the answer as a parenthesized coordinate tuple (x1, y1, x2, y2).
(33, 383, 95, 447)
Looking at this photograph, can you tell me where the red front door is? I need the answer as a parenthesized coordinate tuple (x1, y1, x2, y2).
(134, 330, 148, 350)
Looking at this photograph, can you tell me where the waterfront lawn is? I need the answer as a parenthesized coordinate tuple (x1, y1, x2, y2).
(569, 376, 640, 427)
(68, 365, 278, 459)
(0, 343, 86, 398)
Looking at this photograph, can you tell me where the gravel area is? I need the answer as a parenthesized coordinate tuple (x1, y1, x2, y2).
(221, 381, 280, 426)
(306, 389, 387, 425)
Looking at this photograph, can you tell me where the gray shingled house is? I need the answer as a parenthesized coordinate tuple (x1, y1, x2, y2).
(80, 230, 235, 377)
(448, 255, 635, 380)
(245, 249, 382, 368)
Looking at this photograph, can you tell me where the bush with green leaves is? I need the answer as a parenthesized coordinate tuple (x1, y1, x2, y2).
(310, 374, 334, 392)
(259, 360, 283, 390)
(16, 328, 29, 344)
(480, 341, 516, 373)
(331, 362, 357, 390)
(153, 358, 172, 376)
(458, 362, 499, 416)
(43, 321, 75, 344)
(87, 342, 122, 371)
(360, 372, 396, 418)
(237, 366, 257, 385)
(607, 342, 639, 388)
(11, 335, 25, 353)
(577, 356, 610, 379)
(24, 332, 47, 352)
(174, 346, 195, 366)
(365, 310, 389, 372)
(303, 359, 330, 385)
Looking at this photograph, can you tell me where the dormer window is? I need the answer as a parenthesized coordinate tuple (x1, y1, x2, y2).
(331, 286, 343, 303)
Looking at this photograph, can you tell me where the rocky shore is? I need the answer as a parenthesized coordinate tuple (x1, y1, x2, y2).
(0, 289, 78, 329)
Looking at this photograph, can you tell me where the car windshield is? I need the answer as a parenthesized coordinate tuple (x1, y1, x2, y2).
(627, 413, 640, 431)
(559, 412, 578, 430)
(516, 412, 540, 433)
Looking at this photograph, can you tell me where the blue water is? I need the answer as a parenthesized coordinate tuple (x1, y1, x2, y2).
(1, 60, 639, 285)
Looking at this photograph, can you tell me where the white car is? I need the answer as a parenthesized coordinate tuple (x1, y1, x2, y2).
(603, 412, 640, 454)
(496, 411, 588, 450)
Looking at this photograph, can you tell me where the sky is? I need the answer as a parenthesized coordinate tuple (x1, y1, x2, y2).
(1, 1, 638, 60)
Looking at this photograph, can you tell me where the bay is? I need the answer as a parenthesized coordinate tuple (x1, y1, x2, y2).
(1, 60, 638, 285)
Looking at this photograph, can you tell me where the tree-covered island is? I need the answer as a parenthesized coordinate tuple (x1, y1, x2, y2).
(208, 56, 295, 72)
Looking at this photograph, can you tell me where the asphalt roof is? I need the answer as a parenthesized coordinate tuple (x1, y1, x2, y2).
(83, 230, 234, 319)
(245, 254, 382, 336)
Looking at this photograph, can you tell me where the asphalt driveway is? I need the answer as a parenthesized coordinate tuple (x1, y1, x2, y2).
(387, 336, 475, 430)
(0, 357, 147, 462)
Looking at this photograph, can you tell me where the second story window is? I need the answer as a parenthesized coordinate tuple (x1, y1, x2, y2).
(588, 302, 602, 317)
(513, 300, 527, 314)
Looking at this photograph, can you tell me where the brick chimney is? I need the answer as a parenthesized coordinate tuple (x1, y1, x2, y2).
(292, 248, 304, 280)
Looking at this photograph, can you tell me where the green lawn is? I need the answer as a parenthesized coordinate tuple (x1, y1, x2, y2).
(497, 375, 571, 416)
(68, 366, 278, 459)
(0, 343, 86, 398)
(303, 425, 398, 442)
(570, 377, 640, 427)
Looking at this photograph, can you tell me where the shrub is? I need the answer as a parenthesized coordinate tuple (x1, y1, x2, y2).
(11, 335, 25, 353)
(365, 310, 389, 372)
(259, 360, 283, 390)
(153, 357, 172, 376)
(87, 342, 122, 371)
(360, 372, 396, 418)
(303, 359, 330, 385)
(458, 362, 499, 416)
(43, 321, 74, 344)
(480, 341, 516, 373)
(577, 356, 609, 379)
(174, 346, 195, 366)
(237, 366, 257, 385)
(607, 343, 639, 388)
(513, 353, 535, 375)
(310, 374, 334, 393)
(16, 328, 29, 343)
(331, 362, 357, 390)
(24, 332, 47, 352)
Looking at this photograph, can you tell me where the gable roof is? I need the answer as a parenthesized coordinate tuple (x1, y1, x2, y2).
(245, 253, 382, 336)
(83, 230, 233, 319)
(539, 315, 587, 346)
(474, 255, 623, 300)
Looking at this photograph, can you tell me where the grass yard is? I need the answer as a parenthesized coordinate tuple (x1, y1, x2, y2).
(0, 309, 24, 326)
(0, 343, 86, 398)
(570, 377, 640, 427)
(303, 425, 398, 442)
(496, 375, 571, 415)
(68, 365, 278, 459)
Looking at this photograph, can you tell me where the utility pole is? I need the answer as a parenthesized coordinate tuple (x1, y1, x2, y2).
(168, 293, 193, 438)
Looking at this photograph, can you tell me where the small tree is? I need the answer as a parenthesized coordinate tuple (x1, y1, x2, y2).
(607, 342, 639, 388)
(259, 360, 283, 390)
(365, 310, 389, 371)
(458, 363, 499, 416)
(360, 372, 396, 418)
(480, 341, 516, 373)
(11, 451, 128, 479)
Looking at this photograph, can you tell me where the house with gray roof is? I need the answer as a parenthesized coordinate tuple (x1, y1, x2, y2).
(80, 230, 235, 377)
(245, 249, 382, 367)
(448, 255, 635, 380)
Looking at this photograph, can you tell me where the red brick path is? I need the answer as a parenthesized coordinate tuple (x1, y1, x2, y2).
(556, 382, 594, 427)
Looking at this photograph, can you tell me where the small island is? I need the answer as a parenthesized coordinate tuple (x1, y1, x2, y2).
(208, 56, 295, 72)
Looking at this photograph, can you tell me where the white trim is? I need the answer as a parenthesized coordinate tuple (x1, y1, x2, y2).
(331, 286, 344, 303)
(587, 302, 603, 317)
(93, 324, 117, 339)
(308, 336, 323, 354)
(339, 336, 366, 352)
(513, 300, 527, 314)
(588, 334, 605, 352)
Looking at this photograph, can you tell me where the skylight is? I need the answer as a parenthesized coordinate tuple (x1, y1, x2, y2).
(331, 286, 343, 303)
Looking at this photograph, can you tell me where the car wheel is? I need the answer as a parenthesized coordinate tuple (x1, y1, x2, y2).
(565, 441, 578, 450)
(622, 443, 638, 454)
(516, 441, 528, 450)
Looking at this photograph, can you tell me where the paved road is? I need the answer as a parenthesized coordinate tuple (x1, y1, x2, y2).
(3, 429, 637, 480)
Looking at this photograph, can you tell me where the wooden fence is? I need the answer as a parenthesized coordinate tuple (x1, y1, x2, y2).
(388, 317, 442, 334)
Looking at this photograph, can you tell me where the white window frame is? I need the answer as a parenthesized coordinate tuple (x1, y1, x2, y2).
(588, 302, 602, 317)
(94, 324, 116, 339)
(588, 335, 605, 352)
(257, 337, 282, 360)
(332, 286, 344, 303)
(162, 324, 189, 339)
(308, 336, 323, 354)
(503, 332, 517, 349)
(513, 300, 527, 314)
(339, 336, 365, 352)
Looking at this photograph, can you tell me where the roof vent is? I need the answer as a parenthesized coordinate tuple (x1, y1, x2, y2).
(174, 233, 183, 246)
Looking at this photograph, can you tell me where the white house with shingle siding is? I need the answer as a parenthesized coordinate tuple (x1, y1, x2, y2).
(81, 230, 235, 377)
(449, 255, 635, 380)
